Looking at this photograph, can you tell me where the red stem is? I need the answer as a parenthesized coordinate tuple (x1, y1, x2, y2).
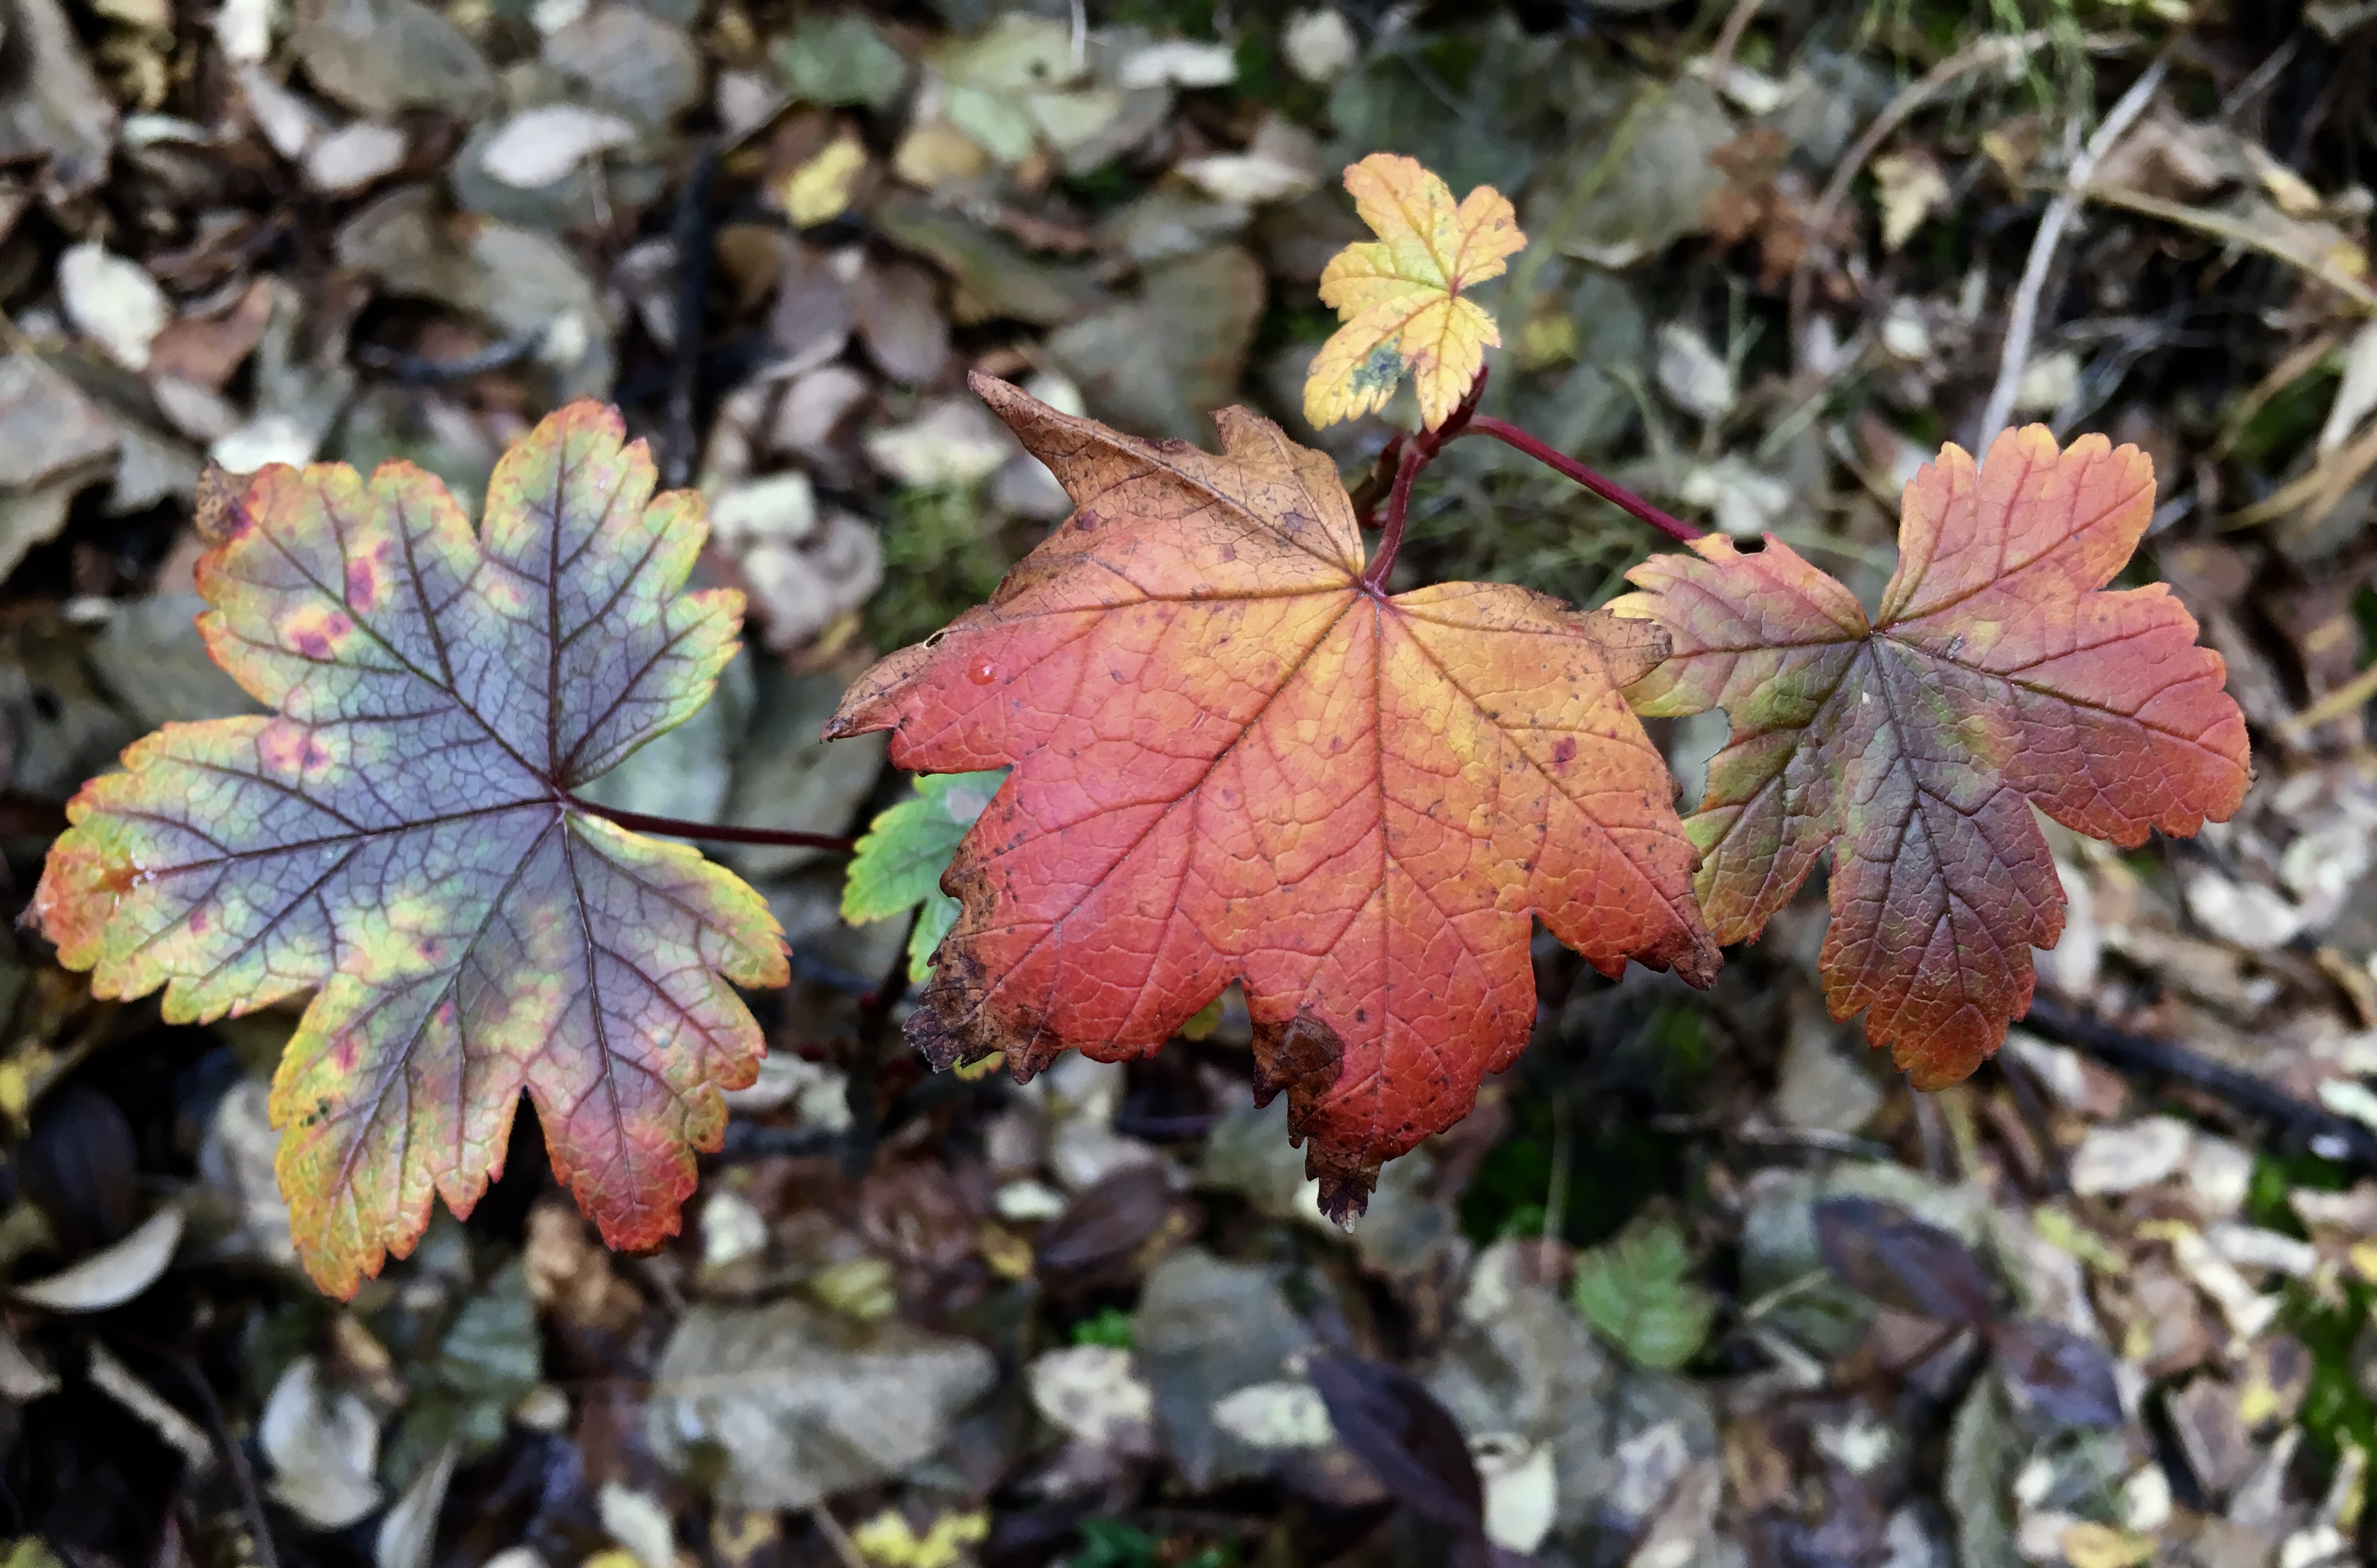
(569, 796, 856, 853)
(1359, 375, 1485, 591)
(1464, 416, 1703, 543)
(1361, 442, 1425, 592)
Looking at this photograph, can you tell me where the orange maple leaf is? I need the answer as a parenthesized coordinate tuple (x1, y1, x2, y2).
(1617, 427, 2250, 1086)
(828, 375, 1718, 1214)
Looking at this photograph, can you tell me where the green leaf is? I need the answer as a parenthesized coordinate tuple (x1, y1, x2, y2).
(1571, 1218, 1714, 1371)
(387, 1257, 542, 1482)
(773, 14, 911, 110)
(842, 770, 1007, 983)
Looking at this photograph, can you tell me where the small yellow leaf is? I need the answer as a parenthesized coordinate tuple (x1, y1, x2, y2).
(808, 1256, 898, 1320)
(975, 1221, 1034, 1280)
(779, 134, 868, 228)
(1303, 153, 1525, 431)
(2057, 1521, 2152, 1568)
(852, 1510, 991, 1568)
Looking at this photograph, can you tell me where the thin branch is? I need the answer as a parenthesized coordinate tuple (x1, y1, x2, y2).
(1351, 434, 1406, 529)
(1707, 0, 1766, 85)
(1464, 416, 1705, 542)
(1358, 374, 1484, 591)
(568, 796, 855, 852)
(810, 1504, 870, 1568)
(2022, 995, 2377, 1167)
(356, 329, 545, 385)
(176, 1353, 282, 1568)
(2084, 182, 2377, 314)
(2281, 658, 2377, 740)
(1974, 58, 2169, 449)
(843, 904, 923, 1175)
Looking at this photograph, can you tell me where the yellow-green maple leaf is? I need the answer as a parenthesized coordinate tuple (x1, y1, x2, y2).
(1303, 153, 1527, 432)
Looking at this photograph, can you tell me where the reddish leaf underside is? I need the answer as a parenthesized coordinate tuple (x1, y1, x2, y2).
(827, 374, 1717, 1215)
(32, 403, 788, 1296)
(1618, 427, 2250, 1086)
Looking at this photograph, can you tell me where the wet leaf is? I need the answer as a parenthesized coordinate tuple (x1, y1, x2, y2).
(1303, 154, 1526, 431)
(1813, 1196, 1994, 1327)
(644, 1299, 996, 1510)
(773, 14, 910, 110)
(32, 403, 789, 1296)
(1988, 1318, 2124, 1429)
(1618, 429, 2250, 1085)
(1570, 1217, 1716, 1371)
(1308, 1357, 1487, 1539)
(1033, 1163, 1178, 1288)
(827, 375, 1713, 1217)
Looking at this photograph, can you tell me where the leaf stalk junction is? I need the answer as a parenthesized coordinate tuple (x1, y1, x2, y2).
(1357, 368, 1702, 594)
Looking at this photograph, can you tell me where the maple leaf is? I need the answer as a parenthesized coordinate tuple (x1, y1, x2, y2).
(32, 404, 788, 1296)
(827, 374, 1717, 1214)
(1303, 153, 1526, 433)
(1616, 427, 2250, 1086)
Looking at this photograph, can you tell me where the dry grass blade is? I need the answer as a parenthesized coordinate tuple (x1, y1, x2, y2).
(2082, 184, 2377, 314)
(2223, 413, 2377, 533)
(1974, 57, 2169, 446)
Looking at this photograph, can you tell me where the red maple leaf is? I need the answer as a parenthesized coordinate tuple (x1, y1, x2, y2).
(828, 375, 1717, 1214)
(1618, 427, 2251, 1085)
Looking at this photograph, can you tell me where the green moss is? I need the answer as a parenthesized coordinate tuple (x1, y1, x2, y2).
(866, 486, 1012, 651)
(1068, 1521, 1236, 1568)
(2247, 1150, 2352, 1236)
(1069, 1305, 1135, 1349)
(2230, 370, 2338, 470)
(2286, 1279, 2377, 1468)
(2352, 585, 2377, 669)
(1458, 1113, 1688, 1249)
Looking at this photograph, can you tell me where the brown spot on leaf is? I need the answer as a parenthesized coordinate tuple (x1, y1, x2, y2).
(193, 465, 255, 546)
(1251, 1007, 1344, 1137)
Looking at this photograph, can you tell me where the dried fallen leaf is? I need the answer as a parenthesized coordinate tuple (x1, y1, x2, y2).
(828, 375, 1714, 1214)
(1813, 1196, 1993, 1326)
(60, 243, 170, 373)
(261, 1355, 381, 1528)
(1303, 154, 1526, 431)
(11, 1205, 183, 1313)
(479, 103, 637, 189)
(1619, 428, 2249, 1084)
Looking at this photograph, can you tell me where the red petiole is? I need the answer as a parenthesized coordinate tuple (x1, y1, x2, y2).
(584, 374, 1692, 839)
(569, 795, 856, 854)
(1358, 369, 1704, 591)
(1463, 416, 1703, 543)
